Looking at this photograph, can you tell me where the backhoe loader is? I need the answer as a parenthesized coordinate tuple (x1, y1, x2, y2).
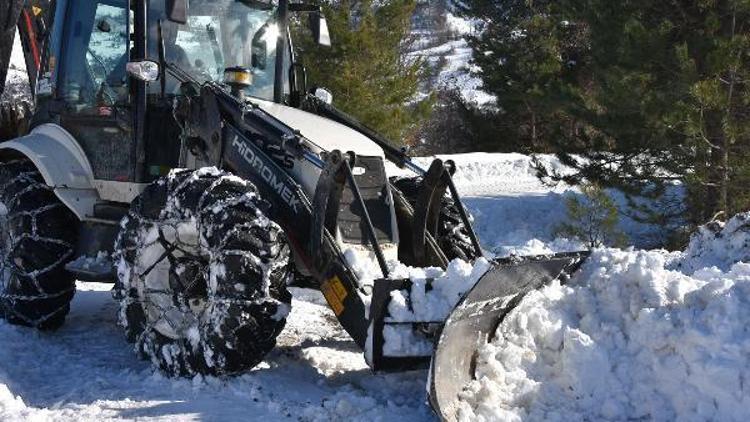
(0, 1, 587, 419)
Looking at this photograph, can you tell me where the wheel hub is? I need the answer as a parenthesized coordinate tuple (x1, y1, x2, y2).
(139, 222, 209, 340)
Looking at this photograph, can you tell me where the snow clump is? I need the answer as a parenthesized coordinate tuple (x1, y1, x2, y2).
(674, 212, 750, 274)
(387, 258, 493, 323)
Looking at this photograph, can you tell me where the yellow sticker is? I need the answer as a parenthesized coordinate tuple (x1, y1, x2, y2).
(32, 6, 42, 16)
(321, 276, 348, 316)
(330, 277, 348, 301)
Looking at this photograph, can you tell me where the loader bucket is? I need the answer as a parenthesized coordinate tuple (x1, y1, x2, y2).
(428, 252, 589, 421)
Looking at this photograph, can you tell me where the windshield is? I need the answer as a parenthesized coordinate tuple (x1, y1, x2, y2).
(149, 0, 284, 101)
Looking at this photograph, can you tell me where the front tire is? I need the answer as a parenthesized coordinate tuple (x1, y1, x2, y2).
(114, 168, 292, 376)
(390, 176, 478, 262)
(0, 159, 78, 329)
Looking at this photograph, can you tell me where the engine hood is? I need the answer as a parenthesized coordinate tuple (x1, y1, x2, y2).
(254, 100, 385, 158)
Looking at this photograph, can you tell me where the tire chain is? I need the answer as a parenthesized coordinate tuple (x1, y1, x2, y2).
(114, 168, 291, 375)
(390, 175, 479, 261)
(0, 160, 76, 327)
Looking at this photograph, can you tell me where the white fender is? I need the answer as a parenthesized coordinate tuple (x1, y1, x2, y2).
(0, 123, 99, 220)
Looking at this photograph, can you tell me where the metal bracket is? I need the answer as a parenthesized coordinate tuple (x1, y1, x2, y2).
(370, 279, 434, 371)
(411, 159, 482, 266)
(310, 150, 347, 274)
(443, 160, 483, 260)
(309, 149, 390, 278)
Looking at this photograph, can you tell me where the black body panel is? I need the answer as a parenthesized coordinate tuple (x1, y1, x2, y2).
(144, 98, 182, 179)
(338, 155, 393, 244)
(60, 112, 135, 181)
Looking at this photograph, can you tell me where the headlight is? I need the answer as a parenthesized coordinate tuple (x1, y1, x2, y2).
(223, 66, 253, 88)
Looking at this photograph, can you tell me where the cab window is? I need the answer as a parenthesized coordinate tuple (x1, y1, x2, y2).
(59, 1, 129, 110)
(148, 0, 285, 102)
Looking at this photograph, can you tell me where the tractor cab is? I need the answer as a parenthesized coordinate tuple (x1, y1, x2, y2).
(19, 0, 325, 189)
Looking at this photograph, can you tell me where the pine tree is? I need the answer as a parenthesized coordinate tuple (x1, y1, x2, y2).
(295, 0, 432, 144)
(555, 184, 627, 248)
(462, 0, 750, 238)
(455, 0, 589, 152)
(551, 0, 750, 227)
(673, 0, 750, 223)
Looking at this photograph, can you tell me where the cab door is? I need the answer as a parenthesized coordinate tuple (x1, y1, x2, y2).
(55, 0, 135, 183)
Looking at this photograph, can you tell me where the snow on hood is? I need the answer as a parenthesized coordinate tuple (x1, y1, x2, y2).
(254, 100, 385, 158)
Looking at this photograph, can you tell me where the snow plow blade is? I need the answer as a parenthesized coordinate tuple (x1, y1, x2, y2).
(428, 252, 589, 421)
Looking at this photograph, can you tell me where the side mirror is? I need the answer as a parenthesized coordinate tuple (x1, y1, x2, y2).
(127, 60, 160, 82)
(314, 87, 333, 105)
(309, 12, 331, 47)
(166, 0, 188, 24)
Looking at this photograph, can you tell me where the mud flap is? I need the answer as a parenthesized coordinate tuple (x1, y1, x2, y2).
(428, 252, 589, 421)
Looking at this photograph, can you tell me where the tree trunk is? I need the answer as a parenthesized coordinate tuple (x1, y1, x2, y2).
(720, 9, 738, 217)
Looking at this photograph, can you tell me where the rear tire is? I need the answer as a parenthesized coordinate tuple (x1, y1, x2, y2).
(114, 168, 292, 376)
(390, 176, 478, 261)
(0, 159, 78, 330)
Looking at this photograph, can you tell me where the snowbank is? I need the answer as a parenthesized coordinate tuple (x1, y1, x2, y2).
(389, 152, 664, 252)
(674, 213, 750, 274)
(456, 216, 750, 421)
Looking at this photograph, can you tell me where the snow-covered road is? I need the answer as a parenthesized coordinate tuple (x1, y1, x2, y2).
(0, 153, 576, 421)
(0, 153, 716, 422)
(0, 284, 433, 421)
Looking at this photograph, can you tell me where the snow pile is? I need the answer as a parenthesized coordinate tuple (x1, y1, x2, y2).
(67, 251, 112, 274)
(492, 238, 583, 260)
(674, 212, 750, 274)
(379, 258, 493, 356)
(0, 382, 28, 418)
(456, 248, 750, 421)
(344, 245, 494, 357)
(387, 258, 492, 323)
